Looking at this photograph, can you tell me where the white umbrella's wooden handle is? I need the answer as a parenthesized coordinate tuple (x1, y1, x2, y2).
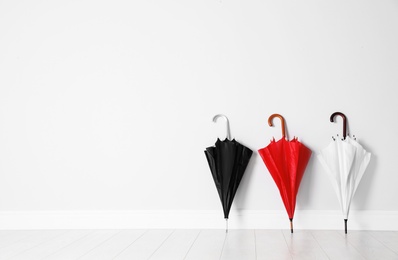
(330, 112, 347, 139)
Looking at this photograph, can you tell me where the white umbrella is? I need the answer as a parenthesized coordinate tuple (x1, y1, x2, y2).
(317, 112, 371, 233)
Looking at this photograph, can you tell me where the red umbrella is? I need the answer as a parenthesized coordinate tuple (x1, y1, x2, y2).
(258, 114, 312, 233)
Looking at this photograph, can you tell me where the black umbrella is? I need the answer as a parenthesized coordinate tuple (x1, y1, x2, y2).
(204, 114, 253, 231)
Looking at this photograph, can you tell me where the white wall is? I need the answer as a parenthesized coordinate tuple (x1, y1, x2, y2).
(0, 0, 397, 229)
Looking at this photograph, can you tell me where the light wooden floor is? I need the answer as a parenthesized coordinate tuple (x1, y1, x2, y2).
(0, 229, 397, 260)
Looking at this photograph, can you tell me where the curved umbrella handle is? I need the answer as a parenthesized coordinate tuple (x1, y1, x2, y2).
(268, 113, 286, 138)
(213, 114, 231, 140)
(330, 112, 347, 139)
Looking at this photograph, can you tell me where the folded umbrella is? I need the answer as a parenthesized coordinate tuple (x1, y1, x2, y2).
(205, 114, 253, 231)
(317, 112, 371, 233)
(258, 114, 312, 233)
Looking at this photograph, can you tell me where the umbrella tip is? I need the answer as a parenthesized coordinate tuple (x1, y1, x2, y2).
(344, 219, 348, 234)
(290, 218, 293, 233)
(225, 218, 228, 233)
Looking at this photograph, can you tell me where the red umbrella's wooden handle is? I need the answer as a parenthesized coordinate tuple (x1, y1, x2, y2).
(268, 114, 286, 138)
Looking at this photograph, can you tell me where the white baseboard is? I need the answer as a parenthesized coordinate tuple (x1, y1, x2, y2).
(0, 210, 397, 230)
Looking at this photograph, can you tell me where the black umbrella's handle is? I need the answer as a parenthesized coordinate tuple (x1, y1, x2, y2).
(213, 114, 231, 140)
